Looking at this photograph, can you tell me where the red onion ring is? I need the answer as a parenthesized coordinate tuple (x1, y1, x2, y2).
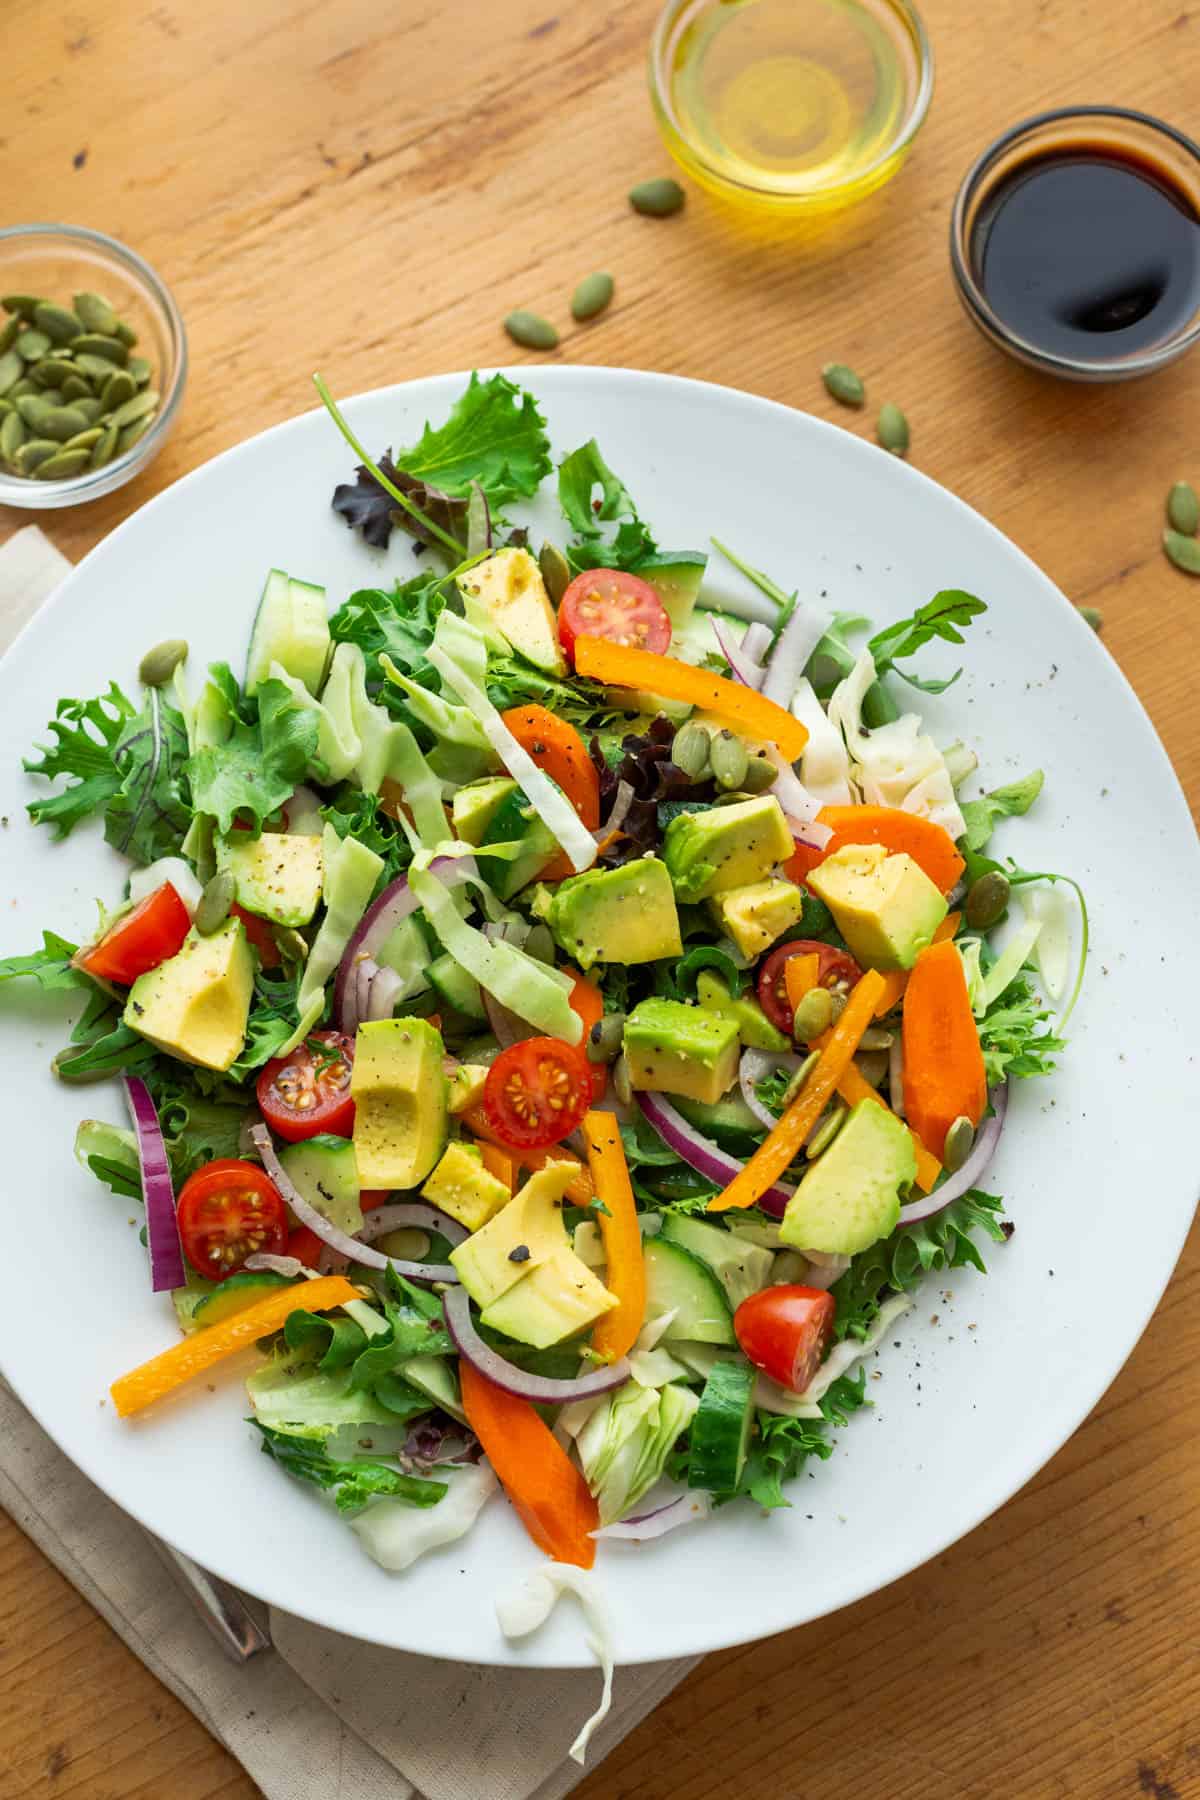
(738, 1046, 810, 1133)
(769, 755, 833, 844)
(592, 1489, 712, 1541)
(483, 988, 536, 1049)
(333, 854, 473, 1034)
(356, 1202, 469, 1248)
(597, 778, 635, 841)
(366, 963, 406, 1022)
(123, 1075, 184, 1293)
(761, 600, 831, 707)
(635, 1090, 797, 1219)
(444, 1286, 631, 1404)
(710, 618, 765, 689)
(243, 1252, 308, 1280)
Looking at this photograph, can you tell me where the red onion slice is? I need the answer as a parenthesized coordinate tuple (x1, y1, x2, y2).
(444, 1286, 631, 1404)
(761, 599, 832, 707)
(597, 778, 635, 841)
(123, 1075, 185, 1293)
(896, 1084, 1009, 1225)
(769, 755, 833, 844)
(592, 1489, 712, 1541)
(635, 1091, 797, 1219)
(742, 622, 772, 664)
(333, 854, 473, 1035)
(366, 963, 407, 1022)
(710, 618, 765, 689)
(738, 1046, 811, 1132)
(243, 1252, 308, 1280)
(250, 1122, 459, 1284)
(356, 1201, 469, 1248)
(484, 988, 536, 1049)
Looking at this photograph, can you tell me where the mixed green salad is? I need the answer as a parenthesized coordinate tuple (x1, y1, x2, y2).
(2, 370, 1086, 1639)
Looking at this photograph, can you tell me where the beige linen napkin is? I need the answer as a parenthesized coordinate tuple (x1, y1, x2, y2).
(0, 524, 697, 1800)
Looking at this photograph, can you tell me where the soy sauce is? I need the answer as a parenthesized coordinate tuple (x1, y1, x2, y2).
(970, 147, 1200, 361)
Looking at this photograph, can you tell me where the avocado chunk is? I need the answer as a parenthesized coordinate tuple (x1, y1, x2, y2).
(423, 1141, 511, 1233)
(807, 843, 948, 971)
(545, 857, 682, 971)
(624, 997, 740, 1105)
(780, 1099, 916, 1254)
(663, 796, 794, 901)
(481, 1248, 618, 1350)
(451, 776, 519, 845)
(278, 1135, 362, 1237)
(457, 547, 567, 675)
(124, 917, 253, 1072)
(708, 876, 804, 961)
(217, 832, 323, 928)
(351, 1018, 448, 1190)
(695, 970, 789, 1052)
(447, 1062, 489, 1114)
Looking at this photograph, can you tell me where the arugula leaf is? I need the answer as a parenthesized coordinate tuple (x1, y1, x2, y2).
(252, 1422, 447, 1514)
(485, 654, 617, 733)
(104, 687, 192, 866)
(978, 975, 1065, 1083)
(142, 1070, 252, 1186)
(24, 682, 136, 839)
(805, 611, 873, 698)
(188, 676, 317, 835)
(619, 1116, 680, 1171)
(321, 786, 412, 889)
(53, 1020, 156, 1083)
(959, 770, 1045, 857)
(557, 440, 658, 570)
(328, 574, 447, 697)
(0, 930, 85, 991)
(832, 1190, 1009, 1341)
(75, 1119, 142, 1200)
(710, 540, 794, 615)
(227, 965, 306, 1080)
(283, 1308, 369, 1373)
(867, 590, 987, 695)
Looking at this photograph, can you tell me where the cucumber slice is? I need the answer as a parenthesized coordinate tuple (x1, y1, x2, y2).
(687, 1358, 755, 1492)
(631, 552, 708, 627)
(245, 568, 330, 696)
(671, 1090, 762, 1155)
(643, 1237, 735, 1345)
(191, 1269, 292, 1328)
(661, 1214, 774, 1311)
(428, 952, 487, 1021)
(278, 1136, 361, 1237)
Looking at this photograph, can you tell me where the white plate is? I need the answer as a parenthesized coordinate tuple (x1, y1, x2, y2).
(1, 369, 1197, 1668)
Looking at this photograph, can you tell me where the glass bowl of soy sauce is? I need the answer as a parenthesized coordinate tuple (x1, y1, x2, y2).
(951, 106, 1200, 381)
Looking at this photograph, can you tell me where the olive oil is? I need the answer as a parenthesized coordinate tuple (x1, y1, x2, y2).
(656, 0, 927, 209)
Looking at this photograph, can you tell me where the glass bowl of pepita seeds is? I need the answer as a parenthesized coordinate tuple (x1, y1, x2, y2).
(0, 224, 186, 509)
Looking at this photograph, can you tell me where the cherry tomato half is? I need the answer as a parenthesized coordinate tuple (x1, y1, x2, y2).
(231, 903, 281, 969)
(256, 1030, 356, 1142)
(178, 1159, 288, 1280)
(557, 568, 671, 664)
(286, 1225, 326, 1269)
(734, 1285, 836, 1393)
(79, 882, 190, 985)
(756, 939, 864, 1036)
(481, 1036, 594, 1150)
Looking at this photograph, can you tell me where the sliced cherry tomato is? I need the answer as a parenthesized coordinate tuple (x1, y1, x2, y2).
(565, 967, 607, 1103)
(78, 882, 190, 985)
(481, 1036, 593, 1150)
(231, 904, 281, 969)
(286, 1225, 326, 1269)
(734, 1285, 836, 1393)
(360, 1190, 389, 1211)
(756, 939, 864, 1035)
(178, 1159, 288, 1280)
(256, 1030, 356, 1142)
(557, 569, 671, 665)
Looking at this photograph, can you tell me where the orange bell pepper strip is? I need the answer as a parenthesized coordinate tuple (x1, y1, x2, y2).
(479, 1143, 518, 1194)
(110, 1275, 360, 1418)
(902, 938, 988, 1159)
(813, 806, 965, 893)
(462, 1105, 595, 1205)
(708, 970, 886, 1212)
(870, 912, 961, 1017)
(500, 706, 600, 883)
(835, 1061, 941, 1194)
(459, 1360, 598, 1568)
(581, 1110, 645, 1362)
(572, 637, 809, 763)
(783, 952, 820, 1016)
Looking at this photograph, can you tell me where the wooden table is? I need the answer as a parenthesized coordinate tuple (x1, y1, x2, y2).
(3, 1, 1199, 1794)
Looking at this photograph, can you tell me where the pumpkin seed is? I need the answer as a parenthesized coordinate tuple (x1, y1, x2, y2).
(0, 317, 18, 356)
(64, 426, 104, 451)
(60, 373, 92, 402)
(503, 310, 558, 350)
(780, 1051, 821, 1110)
(100, 369, 137, 411)
(612, 1053, 633, 1107)
(75, 351, 123, 383)
(275, 928, 309, 966)
(1078, 605, 1103, 633)
(0, 411, 27, 463)
(194, 869, 237, 936)
(8, 377, 35, 399)
(858, 1026, 895, 1051)
(710, 729, 749, 790)
(39, 404, 90, 443)
(90, 423, 119, 469)
(128, 354, 152, 384)
(822, 362, 865, 406)
(32, 302, 82, 344)
(1167, 480, 1200, 536)
(15, 394, 51, 429)
(524, 923, 557, 964)
(114, 319, 138, 348)
(73, 396, 105, 424)
(806, 1100, 848, 1159)
(31, 360, 69, 389)
(15, 438, 59, 473)
(1163, 528, 1200, 575)
(0, 351, 21, 396)
(855, 1049, 890, 1088)
(138, 637, 189, 686)
(34, 447, 91, 480)
(629, 177, 685, 217)
(671, 722, 712, 780)
(73, 291, 119, 335)
(1, 295, 43, 319)
(965, 869, 1010, 930)
(829, 989, 847, 1026)
(877, 402, 910, 457)
(110, 388, 160, 429)
(740, 754, 777, 794)
(118, 412, 156, 454)
(792, 986, 833, 1043)
(0, 398, 11, 418)
(538, 540, 571, 605)
(571, 271, 614, 321)
(586, 1013, 625, 1063)
(943, 1114, 975, 1174)
(72, 332, 127, 366)
(14, 328, 51, 361)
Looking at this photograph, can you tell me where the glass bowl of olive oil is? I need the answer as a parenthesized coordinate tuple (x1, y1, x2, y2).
(649, 0, 933, 214)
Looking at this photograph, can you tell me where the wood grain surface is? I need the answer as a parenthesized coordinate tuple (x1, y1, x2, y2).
(2, 0, 1199, 1795)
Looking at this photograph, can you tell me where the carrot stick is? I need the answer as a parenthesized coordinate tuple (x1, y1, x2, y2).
(783, 952, 820, 1016)
(835, 1061, 942, 1194)
(814, 805, 965, 893)
(708, 970, 886, 1212)
(110, 1275, 360, 1418)
(573, 637, 809, 762)
(871, 912, 961, 1017)
(459, 1360, 598, 1568)
(901, 938, 987, 1159)
(581, 1110, 645, 1362)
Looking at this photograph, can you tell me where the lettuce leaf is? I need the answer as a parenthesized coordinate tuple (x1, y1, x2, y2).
(867, 590, 987, 696)
(978, 974, 1066, 1083)
(391, 373, 551, 511)
(103, 687, 192, 865)
(959, 770, 1044, 857)
(187, 676, 318, 836)
(252, 1421, 446, 1513)
(24, 682, 136, 839)
(0, 930, 85, 991)
(832, 1190, 1009, 1342)
(328, 575, 446, 698)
